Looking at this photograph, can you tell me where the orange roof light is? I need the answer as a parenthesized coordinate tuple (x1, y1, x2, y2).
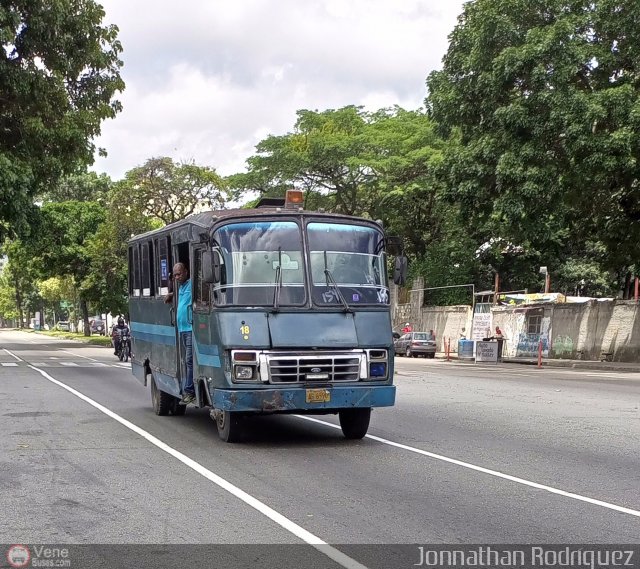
(285, 189, 304, 209)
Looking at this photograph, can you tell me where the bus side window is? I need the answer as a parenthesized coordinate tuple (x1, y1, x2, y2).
(156, 237, 171, 296)
(129, 244, 141, 297)
(141, 241, 154, 297)
(194, 249, 211, 309)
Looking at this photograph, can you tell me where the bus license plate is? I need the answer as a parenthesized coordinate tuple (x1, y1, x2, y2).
(306, 389, 331, 403)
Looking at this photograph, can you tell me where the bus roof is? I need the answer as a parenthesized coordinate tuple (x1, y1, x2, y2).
(128, 207, 382, 244)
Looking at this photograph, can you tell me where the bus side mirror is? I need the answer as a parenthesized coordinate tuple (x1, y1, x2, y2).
(393, 255, 408, 286)
(202, 251, 220, 283)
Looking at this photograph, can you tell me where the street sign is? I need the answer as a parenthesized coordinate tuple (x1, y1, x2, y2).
(471, 312, 492, 342)
(475, 341, 498, 364)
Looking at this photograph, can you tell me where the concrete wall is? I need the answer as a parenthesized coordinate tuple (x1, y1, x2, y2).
(392, 280, 640, 361)
(392, 278, 472, 352)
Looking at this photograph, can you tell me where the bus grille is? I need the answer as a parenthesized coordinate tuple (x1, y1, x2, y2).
(268, 355, 361, 383)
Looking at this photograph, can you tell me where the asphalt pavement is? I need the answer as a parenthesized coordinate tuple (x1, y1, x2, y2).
(1, 330, 639, 568)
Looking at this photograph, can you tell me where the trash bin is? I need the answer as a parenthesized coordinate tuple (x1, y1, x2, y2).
(458, 339, 474, 360)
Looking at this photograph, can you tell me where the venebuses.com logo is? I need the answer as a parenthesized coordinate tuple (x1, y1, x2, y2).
(6, 544, 31, 568)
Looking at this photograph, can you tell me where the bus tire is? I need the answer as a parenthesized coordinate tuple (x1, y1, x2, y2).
(151, 375, 173, 416)
(215, 410, 243, 443)
(339, 408, 371, 439)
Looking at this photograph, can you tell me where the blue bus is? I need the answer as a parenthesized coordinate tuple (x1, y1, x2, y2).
(127, 190, 407, 442)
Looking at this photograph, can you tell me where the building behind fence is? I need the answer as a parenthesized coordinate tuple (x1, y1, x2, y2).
(392, 277, 640, 362)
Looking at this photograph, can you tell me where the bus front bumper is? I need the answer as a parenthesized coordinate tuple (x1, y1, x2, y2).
(211, 385, 395, 413)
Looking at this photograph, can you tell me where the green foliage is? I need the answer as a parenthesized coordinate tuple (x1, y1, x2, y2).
(31, 201, 106, 280)
(426, 0, 640, 283)
(0, 270, 19, 320)
(0, 239, 43, 324)
(229, 106, 378, 216)
(83, 187, 158, 315)
(0, 0, 124, 239)
(230, 106, 459, 259)
(41, 171, 113, 204)
(365, 108, 454, 257)
(116, 157, 227, 225)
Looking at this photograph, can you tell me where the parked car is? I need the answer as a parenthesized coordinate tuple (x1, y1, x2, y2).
(90, 319, 106, 336)
(394, 331, 436, 358)
(56, 321, 70, 332)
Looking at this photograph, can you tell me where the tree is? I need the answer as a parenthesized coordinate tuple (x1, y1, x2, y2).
(0, 270, 19, 325)
(229, 106, 481, 297)
(0, 239, 42, 326)
(364, 107, 457, 258)
(26, 201, 106, 334)
(228, 106, 377, 216)
(39, 276, 77, 322)
(0, 0, 124, 239)
(83, 189, 159, 316)
(40, 171, 113, 204)
(114, 157, 227, 225)
(426, 0, 640, 290)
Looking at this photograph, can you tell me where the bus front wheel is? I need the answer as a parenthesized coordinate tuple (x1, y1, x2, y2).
(339, 408, 371, 439)
(214, 409, 243, 443)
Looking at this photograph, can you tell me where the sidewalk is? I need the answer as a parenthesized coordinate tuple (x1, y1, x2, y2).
(435, 352, 640, 373)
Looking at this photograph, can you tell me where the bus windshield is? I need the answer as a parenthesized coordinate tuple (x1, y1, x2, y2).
(212, 221, 305, 306)
(307, 222, 389, 306)
(211, 219, 389, 307)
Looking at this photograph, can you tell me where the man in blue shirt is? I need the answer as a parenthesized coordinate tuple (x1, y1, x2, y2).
(165, 262, 195, 404)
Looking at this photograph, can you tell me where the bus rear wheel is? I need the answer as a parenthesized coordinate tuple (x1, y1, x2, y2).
(339, 408, 371, 439)
(214, 409, 243, 443)
(151, 375, 178, 416)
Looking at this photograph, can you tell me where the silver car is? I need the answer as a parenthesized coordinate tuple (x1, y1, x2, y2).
(394, 332, 436, 358)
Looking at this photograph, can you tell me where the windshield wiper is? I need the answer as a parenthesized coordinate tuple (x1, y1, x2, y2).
(323, 250, 352, 313)
(272, 247, 283, 312)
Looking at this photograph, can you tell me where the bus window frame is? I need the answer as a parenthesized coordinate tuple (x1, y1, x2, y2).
(192, 246, 212, 311)
(210, 218, 307, 308)
(129, 243, 141, 297)
(140, 241, 155, 297)
(155, 236, 172, 297)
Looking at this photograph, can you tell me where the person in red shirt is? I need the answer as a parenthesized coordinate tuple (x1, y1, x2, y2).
(401, 322, 412, 333)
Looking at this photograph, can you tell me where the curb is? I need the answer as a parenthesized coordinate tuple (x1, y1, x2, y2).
(434, 354, 640, 373)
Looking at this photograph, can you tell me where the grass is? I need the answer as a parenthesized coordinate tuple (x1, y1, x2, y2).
(27, 329, 112, 347)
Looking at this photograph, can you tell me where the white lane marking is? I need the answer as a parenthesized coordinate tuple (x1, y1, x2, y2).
(1, 362, 18, 367)
(3, 349, 22, 361)
(60, 362, 79, 367)
(297, 416, 640, 519)
(60, 350, 101, 363)
(26, 365, 367, 569)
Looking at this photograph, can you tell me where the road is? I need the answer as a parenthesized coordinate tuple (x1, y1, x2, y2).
(1, 330, 639, 568)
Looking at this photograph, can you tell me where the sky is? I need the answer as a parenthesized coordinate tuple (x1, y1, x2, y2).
(92, 0, 466, 181)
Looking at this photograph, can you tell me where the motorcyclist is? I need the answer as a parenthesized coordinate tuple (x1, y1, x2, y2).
(111, 317, 130, 356)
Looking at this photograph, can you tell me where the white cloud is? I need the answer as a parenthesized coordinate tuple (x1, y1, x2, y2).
(92, 0, 465, 179)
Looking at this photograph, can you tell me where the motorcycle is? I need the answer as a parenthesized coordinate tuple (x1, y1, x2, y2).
(116, 331, 131, 362)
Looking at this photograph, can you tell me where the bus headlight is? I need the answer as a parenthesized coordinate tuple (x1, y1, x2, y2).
(234, 365, 255, 380)
(231, 350, 260, 382)
(366, 349, 388, 379)
(369, 362, 387, 378)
